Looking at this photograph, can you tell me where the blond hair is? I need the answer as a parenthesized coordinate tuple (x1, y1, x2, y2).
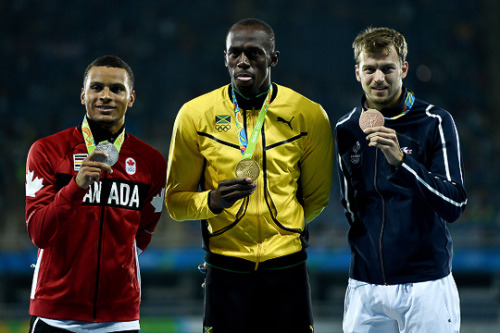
(352, 27, 408, 65)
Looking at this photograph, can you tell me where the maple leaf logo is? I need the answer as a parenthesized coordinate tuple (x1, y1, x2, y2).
(26, 169, 44, 197)
(150, 188, 165, 213)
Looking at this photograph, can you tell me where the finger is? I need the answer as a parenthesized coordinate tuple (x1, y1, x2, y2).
(219, 182, 256, 194)
(82, 152, 113, 173)
(363, 126, 387, 134)
(87, 150, 108, 161)
(218, 178, 254, 187)
(222, 189, 256, 203)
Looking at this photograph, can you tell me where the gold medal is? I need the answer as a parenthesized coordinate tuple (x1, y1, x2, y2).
(235, 159, 260, 181)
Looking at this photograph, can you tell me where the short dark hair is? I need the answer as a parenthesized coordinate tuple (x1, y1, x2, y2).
(227, 18, 276, 51)
(83, 55, 135, 89)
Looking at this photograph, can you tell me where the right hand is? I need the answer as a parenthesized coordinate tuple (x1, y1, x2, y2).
(75, 151, 113, 189)
(209, 178, 257, 213)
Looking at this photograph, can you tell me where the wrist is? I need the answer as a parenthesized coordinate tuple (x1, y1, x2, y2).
(391, 152, 405, 172)
(208, 190, 223, 214)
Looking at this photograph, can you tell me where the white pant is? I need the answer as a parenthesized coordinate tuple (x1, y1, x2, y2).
(343, 274, 460, 333)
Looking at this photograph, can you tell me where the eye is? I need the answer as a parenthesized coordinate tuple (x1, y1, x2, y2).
(246, 49, 263, 60)
(383, 66, 395, 74)
(91, 84, 103, 91)
(228, 49, 240, 58)
(111, 86, 125, 94)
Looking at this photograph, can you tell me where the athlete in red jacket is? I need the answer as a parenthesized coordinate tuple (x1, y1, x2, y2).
(25, 55, 166, 333)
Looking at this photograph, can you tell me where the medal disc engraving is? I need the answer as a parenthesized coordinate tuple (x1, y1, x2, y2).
(94, 142, 119, 166)
(359, 109, 385, 131)
(235, 159, 260, 181)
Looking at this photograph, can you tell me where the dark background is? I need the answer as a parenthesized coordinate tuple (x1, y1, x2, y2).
(1, 1, 499, 331)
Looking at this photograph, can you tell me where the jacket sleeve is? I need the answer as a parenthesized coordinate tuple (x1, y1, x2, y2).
(165, 103, 218, 221)
(135, 151, 167, 253)
(299, 105, 334, 222)
(395, 110, 467, 222)
(25, 140, 87, 249)
(334, 125, 358, 225)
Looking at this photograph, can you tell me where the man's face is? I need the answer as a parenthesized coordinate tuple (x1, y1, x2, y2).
(81, 66, 135, 134)
(355, 45, 408, 110)
(224, 25, 279, 97)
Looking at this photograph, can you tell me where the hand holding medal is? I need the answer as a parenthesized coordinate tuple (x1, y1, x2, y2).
(76, 116, 124, 189)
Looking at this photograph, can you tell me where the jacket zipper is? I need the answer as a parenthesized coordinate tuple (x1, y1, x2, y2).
(374, 150, 387, 284)
(249, 106, 262, 270)
(93, 171, 106, 321)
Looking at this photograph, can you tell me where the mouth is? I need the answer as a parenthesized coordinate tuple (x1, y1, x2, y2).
(96, 105, 116, 112)
(371, 86, 388, 95)
(235, 73, 253, 82)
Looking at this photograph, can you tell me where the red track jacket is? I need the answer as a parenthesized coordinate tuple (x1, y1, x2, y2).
(25, 126, 166, 322)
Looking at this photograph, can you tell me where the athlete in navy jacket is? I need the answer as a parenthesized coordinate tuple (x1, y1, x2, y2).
(335, 27, 467, 333)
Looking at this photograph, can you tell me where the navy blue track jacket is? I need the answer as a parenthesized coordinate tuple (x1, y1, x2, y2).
(335, 88, 467, 285)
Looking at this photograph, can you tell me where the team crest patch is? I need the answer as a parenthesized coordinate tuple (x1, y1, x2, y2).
(350, 141, 361, 165)
(215, 115, 231, 132)
(125, 157, 136, 175)
(401, 146, 413, 155)
(203, 326, 213, 333)
(73, 154, 88, 171)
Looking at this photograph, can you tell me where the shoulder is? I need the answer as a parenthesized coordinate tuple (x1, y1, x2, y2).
(335, 108, 359, 129)
(273, 84, 329, 123)
(275, 84, 321, 108)
(412, 98, 456, 123)
(31, 127, 81, 152)
(182, 85, 229, 113)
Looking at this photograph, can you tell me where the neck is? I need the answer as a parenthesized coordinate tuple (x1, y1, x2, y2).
(233, 80, 271, 98)
(232, 84, 272, 109)
(87, 118, 124, 143)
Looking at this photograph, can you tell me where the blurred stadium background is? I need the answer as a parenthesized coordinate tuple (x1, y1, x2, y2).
(1, 1, 499, 332)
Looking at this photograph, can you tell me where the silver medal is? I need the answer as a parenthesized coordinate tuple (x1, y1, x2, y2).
(94, 142, 119, 166)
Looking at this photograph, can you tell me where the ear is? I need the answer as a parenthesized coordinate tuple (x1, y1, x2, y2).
(80, 87, 86, 105)
(270, 50, 279, 67)
(401, 61, 409, 79)
(128, 90, 136, 107)
(224, 50, 228, 67)
(355, 65, 361, 82)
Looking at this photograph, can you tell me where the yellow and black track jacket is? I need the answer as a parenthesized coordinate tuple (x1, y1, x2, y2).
(166, 84, 333, 269)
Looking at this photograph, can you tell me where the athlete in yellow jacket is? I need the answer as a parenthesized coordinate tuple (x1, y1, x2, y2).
(165, 18, 333, 333)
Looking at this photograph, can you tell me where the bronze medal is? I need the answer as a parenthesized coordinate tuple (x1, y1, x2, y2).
(235, 159, 260, 181)
(359, 109, 385, 131)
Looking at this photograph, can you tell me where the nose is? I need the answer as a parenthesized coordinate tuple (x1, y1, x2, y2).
(373, 69, 385, 82)
(237, 53, 250, 68)
(99, 87, 112, 101)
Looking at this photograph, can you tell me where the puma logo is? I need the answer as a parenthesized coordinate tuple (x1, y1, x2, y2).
(277, 116, 294, 130)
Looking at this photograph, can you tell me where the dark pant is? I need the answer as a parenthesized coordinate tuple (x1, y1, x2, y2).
(29, 317, 139, 333)
(203, 262, 314, 333)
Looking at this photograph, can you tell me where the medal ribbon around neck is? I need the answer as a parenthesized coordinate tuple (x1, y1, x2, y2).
(81, 115, 125, 154)
(231, 85, 273, 159)
(362, 90, 415, 120)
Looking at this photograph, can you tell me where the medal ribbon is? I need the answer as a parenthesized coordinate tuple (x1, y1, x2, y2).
(231, 86, 273, 159)
(362, 90, 415, 120)
(81, 115, 125, 154)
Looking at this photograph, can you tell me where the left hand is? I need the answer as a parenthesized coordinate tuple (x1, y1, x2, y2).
(364, 126, 404, 166)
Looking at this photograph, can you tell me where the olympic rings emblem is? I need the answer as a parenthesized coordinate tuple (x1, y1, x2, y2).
(215, 124, 231, 132)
